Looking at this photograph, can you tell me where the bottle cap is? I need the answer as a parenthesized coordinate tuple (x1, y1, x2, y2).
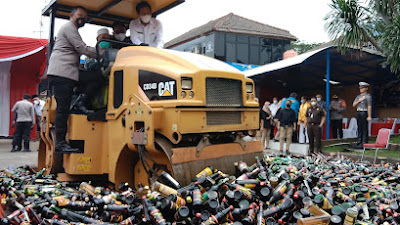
(238, 199, 250, 210)
(360, 187, 369, 193)
(265, 217, 276, 225)
(207, 199, 218, 210)
(177, 206, 190, 218)
(233, 190, 243, 201)
(300, 208, 311, 217)
(313, 194, 324, 205)
(260, 187, 270, 198)
(342, 187, 351, 195)
(330, 215, 342, 225)
(292, 211, 303, 220)
(200, 210, 211, 220)
(331, 205, 343, 216)
(207, 190, 218, 200)
(353, 185, 362, 192)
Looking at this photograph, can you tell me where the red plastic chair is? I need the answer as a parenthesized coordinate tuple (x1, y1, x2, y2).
(361, 128, 391, 164)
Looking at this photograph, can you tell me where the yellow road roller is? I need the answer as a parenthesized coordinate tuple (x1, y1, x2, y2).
(39, 0, 262, 188)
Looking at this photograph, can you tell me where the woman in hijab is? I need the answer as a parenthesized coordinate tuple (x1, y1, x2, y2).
(260, 101, 273, 149)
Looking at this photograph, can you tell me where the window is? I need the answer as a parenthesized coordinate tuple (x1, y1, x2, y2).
(237, 43, 249, 64)
(113, 70, 123, 108)
(214, 32, 225, 61)
(237, 35, 248, 43)
(226, 43, 236, 62)
(215, 32, 290, 65)
(250, 37, 259, 45)
(272, 39, 283, 61)
(226, 33, 236, 43)
(260, 45, 272, 65)
(260, 38, 272, 46)
(249, 45, 259, 65)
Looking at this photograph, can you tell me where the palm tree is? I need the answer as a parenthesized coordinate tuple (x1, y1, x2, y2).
(325, 0, 400, 73)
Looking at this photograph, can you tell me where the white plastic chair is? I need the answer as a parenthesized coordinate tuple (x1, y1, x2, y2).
(390, 118, 399, 135)
(342, 118, 348, 129)
(343, 117, 357, 138)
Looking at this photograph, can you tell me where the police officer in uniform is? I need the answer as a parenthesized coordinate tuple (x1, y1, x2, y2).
(353, 82, 372, 148)
(304, 97, 326, 154)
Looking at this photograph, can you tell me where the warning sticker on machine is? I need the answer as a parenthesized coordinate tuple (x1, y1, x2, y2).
(76, 165, 91, 172)
(77, 157, 92, 164)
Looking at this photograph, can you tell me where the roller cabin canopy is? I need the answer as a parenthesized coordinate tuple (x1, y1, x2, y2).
(42, 0, 185, 26)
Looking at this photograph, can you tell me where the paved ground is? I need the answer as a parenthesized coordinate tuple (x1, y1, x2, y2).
(0, 139, 39, 169)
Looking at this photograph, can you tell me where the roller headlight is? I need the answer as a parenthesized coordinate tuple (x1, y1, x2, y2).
(181, 77, 192, 90)
(246, 82, 253, 93)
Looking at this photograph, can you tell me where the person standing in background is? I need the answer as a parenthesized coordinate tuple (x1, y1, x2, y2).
(273, 98, 285, 141)
(260, 101, 273, 149)
(11, 94, 35, 152)
(280, 93, 300, 143)
(298, 96, 311, 144)
(32, 95, 45, 141)
(305, 97, 326, 154)
(269, 97, 280, 118)
(269, 97, 279, 140)
(329, 94, 346, 139)
(316, 94, 328, 112)
(276, 100, 297, 154)
(353, 82, 372, 148)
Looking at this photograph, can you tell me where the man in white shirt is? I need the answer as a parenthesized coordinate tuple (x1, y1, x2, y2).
(32, 95, 45, 140)
(129, 1, 163, 48)
(11, 94, 35, 152)
(269, 97, 280, 117)
(32, 95, 45, 118)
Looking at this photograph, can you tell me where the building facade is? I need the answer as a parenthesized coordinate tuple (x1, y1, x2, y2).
(165, 13, 297, 66)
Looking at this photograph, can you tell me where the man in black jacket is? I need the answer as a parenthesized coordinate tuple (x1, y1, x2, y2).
(276, 101, 297, 154)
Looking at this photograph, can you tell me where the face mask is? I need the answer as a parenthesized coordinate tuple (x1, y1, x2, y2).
(114, 33, 126, 41)
(34, 100, 39, 105)
(311, 101, 317, 106)
(75, 17, 86, 28)
(273, 100, 278, 104)
(301, 99, 305, 104)
(99, 41, 110, 49)
(316, 97, 322, 102)
(333, 98, 339, 101)
(286, 104, 291, 108)
(140, 14, 152, 24)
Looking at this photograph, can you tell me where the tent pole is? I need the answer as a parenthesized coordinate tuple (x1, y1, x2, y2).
(326, 50, 330, 139)
(371, 82, 375, 118)
(48, 7, 56, 63)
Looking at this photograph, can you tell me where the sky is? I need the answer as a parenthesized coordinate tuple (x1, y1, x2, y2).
(1, 0, 333, 47)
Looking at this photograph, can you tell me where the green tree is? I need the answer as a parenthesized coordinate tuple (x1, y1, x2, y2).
(325, 0, 400, 73)
(291, 41, 323, 54)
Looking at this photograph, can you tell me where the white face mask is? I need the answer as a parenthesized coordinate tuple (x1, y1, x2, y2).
(114, 33, 126, 41)
(140, 14, 152, 24)
(316, 97, 322, 102)
(301, 99, 305, 104)
(34, 100, 39, 105)
(311, 101, 317, 106)
(273, 100, 278, 104)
